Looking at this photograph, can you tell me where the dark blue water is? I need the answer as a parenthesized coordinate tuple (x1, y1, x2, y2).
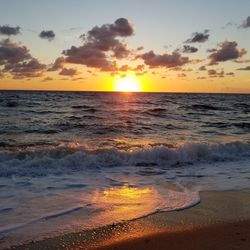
(1, 91, 249, 149)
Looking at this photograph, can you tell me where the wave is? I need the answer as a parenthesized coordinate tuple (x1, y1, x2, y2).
(201, 122, 250, 131)
(0, 141, 249, 177)
(189, 104, 230, 111)
(144, 108, 166, 116)
(233, 122, 250, 130)
(5, 101, 19, 107)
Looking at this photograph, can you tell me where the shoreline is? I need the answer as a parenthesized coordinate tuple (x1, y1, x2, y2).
(9, 189, 250, 250)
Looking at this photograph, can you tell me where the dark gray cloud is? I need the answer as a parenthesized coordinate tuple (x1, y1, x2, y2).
(139, 50, 189, 68)
(208, 69, 224, 77)
(240, 16, 250, 28)
(111, 18, 134, 36)
(133, 64, 145, 71)
(178, 73, 186, 78)
(42, 76, 53, 82)
(39, 30, 55, 41)
(117, 64, 145, 72)
(208, 41, 247, 65)
(119, 65, 130, 72)
(0, 39, 46, 78)
(137, 46, 144, 51)
(0, 25, 21, 36)
(207, 48, 217, 53)
(0, 39, 30, 64)
(47, 57, 65, 71)
(199, 65, 207, 71)
(63, 18, 134, 71)
(63, 44, 116, 71)
(182, 45, 198, 53)
(237, 65, 250, 70)
(5, 58, 46, 78)
(185, 30, 209, 43)
(110, 64, 145, 76)
(59, 67, 78, 76)
(226, 72, 235, 76)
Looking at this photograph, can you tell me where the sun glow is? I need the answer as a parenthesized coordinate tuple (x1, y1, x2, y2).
(113, 73, 142, 92)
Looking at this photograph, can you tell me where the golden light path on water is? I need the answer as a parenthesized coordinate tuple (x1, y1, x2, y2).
(89, 185, 199, 224)
(91, 186, 160, 222)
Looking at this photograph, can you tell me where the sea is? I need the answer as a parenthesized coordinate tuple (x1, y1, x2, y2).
(0, 91, 250, 248)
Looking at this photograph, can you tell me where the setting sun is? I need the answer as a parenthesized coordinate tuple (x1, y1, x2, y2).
(113, 73, 142, 92)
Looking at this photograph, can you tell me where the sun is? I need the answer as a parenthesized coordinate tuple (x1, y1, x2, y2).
(113, 73, 142, 92)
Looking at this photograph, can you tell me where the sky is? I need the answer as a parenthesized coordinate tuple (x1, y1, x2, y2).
(0, 0, 250, 93)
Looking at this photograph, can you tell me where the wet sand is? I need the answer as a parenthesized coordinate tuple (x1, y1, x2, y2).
(95, 221, 250, 250)
(10, 190, 250, 250)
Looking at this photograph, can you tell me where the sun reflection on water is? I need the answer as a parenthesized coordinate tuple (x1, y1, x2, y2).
(88, 185, 198, 227)
(103, 186, 152, 200)
(91, 185, 161, 221)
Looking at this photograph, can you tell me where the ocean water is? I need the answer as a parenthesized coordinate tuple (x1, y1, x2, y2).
(0, 91, 250, 248)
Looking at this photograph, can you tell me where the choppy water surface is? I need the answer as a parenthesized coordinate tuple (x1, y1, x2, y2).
(0, 91, 250, 248)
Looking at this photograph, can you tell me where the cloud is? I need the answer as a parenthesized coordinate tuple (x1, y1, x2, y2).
(110, 64, 145, 76)
(178, 73, 186, 78)
(182, 45, 198, 53)
(221, 22, 235, 29)
(207, 69, 224, 77)
(191, 59, 205, 64)
(207, 48, 217, 53)
(119, 65, 130, 71)
(42, 76, 53, 81)
(208, 41, 247, 65)
(111, 17, 134, 36)
(237, 65, 250, 70)
(63, 18, 134, 71)
(39, 30, 55, 41)
(59, 67, 78, 76)
(240, 16, 250, 28)
(72, 77, 85, 81)
(185, 30, 209, 43)
(117, 64, 145, 72)
(0, 39, 31, 64)
(133, 64, 145, 71)
(139, 50, 189, 68)
(234, 59, 250, 63)
(226, 72, 235, 76)
(137, 46, 144, 51)
(199, 65, 207, 71)
(63, 44, 116, 71)
(47, 57, 65, 71)
(5, 58, 46, 78)
(0, 25, 21, 36)
(0, 39, 46, 78)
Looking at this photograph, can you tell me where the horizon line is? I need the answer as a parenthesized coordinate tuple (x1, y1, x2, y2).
(0, 89, 249, 95)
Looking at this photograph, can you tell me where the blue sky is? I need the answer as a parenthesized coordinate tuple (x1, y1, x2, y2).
(1, 0, 249, 60)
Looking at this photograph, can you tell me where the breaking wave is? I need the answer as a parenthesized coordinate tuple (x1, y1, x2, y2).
(1, 141, 249, 177)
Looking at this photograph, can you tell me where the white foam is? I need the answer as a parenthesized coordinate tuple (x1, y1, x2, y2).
(0, 141, 249, 177)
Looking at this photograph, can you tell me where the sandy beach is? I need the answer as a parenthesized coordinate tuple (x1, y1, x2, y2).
(95, 221, 250, 250)
(10, 190, 250, 250)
